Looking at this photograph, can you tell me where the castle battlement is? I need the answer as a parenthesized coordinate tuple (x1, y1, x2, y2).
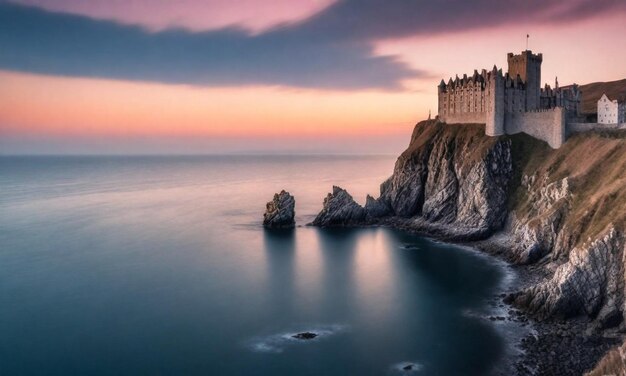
(525, 108, 561, 113)
(437, 50, 581, 148)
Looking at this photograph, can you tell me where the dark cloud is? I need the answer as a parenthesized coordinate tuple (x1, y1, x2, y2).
(286, 0, 626, 41)
(0, 1, 624, 90)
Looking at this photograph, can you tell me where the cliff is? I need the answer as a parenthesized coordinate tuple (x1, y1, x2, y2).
(503, 130, 626, 329)
(373, 122, 512, 237)
(314, 120, 626, 333)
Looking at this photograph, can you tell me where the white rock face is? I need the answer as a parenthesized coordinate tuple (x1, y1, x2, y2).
(263, 190, 295, 228)
(510, 177, 571, 263)
(515, 227, 625, 328)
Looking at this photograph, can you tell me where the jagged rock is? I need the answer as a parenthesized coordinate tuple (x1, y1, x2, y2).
(508, 177, 572, 263)
(422, 135, 458, 223)
(263, 190, 295, 228)
(310, 122, 511, 237)
(453, 137, 512, 231)
(379, 159, 428, 217)
(378, 122, 512, 234)
(311, 186, 366, 226)
(513, 227, 625, 323)
(364, 194, 391, 218)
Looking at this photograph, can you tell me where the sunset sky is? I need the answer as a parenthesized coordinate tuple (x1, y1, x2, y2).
(1, 0, 625, 154)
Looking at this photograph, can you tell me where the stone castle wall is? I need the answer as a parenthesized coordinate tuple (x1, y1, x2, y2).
(568, 122, 626, 134)
(439, 112, 486, 124)
(441, 111, 626, 148)
(505, 107, 565, 148)
(486, 75, 504, 136)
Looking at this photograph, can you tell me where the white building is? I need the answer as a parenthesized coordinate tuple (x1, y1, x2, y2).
(597, 93, 626, 124)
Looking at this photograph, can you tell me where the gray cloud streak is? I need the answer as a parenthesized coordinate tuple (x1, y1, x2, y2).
(1, 0, 624, 90)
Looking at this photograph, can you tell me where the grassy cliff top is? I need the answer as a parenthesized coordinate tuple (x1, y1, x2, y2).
(508, 129, 626, 243)
(403, 120, 501, 175)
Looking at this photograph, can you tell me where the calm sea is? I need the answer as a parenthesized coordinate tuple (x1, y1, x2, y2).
(0, 155, 514, 375)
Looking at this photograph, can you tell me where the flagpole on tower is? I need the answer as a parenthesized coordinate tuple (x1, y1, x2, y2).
(526, 34, 529, 51)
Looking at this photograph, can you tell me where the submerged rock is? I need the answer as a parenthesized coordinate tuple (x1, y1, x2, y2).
(311, 186, 366, 226)
(263, 190, 295, 228)
(395, 362, 422, 373)
(292, 332, 317, 340)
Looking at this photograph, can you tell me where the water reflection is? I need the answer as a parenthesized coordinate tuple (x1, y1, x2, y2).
(316, 228, 360, 318)
(263, 227, 296, 316)
(384, 229, 507, 375)
(387, 230, 502, 304)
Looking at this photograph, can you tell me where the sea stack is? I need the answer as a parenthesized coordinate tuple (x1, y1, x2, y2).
(263, 190, 295, 228)
(311, 186, 366, 226)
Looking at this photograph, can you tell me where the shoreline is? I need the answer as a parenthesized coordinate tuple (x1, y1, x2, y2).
(432, 230, 620, 376)
(427, 237, 532, 376)
(309, 219, 621, 375)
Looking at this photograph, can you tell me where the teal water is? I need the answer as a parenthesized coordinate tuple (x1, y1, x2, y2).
(0, 156, 511, 375)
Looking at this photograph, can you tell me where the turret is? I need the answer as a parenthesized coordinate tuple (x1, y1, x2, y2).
(507, 50, 542, 110)
(486, 67, 504, 136)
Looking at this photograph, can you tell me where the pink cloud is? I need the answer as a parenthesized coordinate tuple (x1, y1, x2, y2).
(10, 0, 336, 32)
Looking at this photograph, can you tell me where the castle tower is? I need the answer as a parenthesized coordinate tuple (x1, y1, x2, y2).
(507, 50, 542, 110)
(485, 66, 504, 136)
(437, 79, 446, 121)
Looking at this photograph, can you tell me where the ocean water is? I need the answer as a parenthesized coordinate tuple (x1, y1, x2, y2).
(0, 155, 512, 375)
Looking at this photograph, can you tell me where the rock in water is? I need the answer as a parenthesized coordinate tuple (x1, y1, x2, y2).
(311, 186, 366, 226)
(364, 194, 391, 218)
(292, 332, 317, 340)
(263, 190, 295, 228)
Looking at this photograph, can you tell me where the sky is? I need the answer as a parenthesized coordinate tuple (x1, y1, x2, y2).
(1, 0, 625, 155)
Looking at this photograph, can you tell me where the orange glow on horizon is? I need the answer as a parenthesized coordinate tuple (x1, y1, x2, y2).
(0, 70, 425, 139)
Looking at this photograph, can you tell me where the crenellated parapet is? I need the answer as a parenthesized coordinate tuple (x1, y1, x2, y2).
(438, 67, 505, 94)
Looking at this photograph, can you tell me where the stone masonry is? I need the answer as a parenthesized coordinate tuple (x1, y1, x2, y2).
(437, 50, 581, 148)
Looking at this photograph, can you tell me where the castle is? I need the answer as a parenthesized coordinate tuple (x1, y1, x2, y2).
(437, 50, 581, 148)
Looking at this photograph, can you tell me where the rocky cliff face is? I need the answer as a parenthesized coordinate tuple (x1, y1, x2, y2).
(502, 129, 626, 330)
(377, 122, 513, 234)
(513, 227, 625, 328)
(313, 122, 514, 238)
(312, 120, 626, 333)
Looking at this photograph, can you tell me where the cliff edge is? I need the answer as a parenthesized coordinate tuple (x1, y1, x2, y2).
(312, 120, 626, 373)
